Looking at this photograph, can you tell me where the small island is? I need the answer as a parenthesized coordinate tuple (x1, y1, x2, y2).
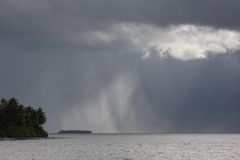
(58, 130, 92, 134)
(0, 98, 48, 138)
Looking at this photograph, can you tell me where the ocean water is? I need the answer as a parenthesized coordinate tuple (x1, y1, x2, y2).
(1, 134, 240, 160)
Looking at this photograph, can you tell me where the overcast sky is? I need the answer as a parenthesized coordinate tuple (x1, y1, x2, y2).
(1, 0, 240, 133)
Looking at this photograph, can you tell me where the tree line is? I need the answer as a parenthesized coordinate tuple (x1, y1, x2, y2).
(0, 98, 48, 138)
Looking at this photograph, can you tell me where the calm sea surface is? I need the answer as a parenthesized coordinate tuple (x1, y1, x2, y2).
(1, 134, 240, 160)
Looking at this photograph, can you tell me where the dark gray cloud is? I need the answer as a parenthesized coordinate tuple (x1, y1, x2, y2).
(1, 0, 240, 132)
(138, 53, 240, 132)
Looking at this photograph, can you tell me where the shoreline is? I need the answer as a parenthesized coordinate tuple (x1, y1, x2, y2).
(0, 136, 53, 141)
(2, 133, 240, 141)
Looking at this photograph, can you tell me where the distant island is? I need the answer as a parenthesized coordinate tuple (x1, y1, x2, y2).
(58, 130, 92, 134)
(0, 98, 48, 138)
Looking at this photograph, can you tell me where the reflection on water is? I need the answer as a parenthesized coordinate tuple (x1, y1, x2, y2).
(1, 134, 240, 160)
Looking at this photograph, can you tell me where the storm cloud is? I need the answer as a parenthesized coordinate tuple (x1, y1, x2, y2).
(1, 0, 240, 133)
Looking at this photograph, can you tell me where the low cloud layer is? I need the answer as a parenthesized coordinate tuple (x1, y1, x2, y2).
(1, 0, 240, 133)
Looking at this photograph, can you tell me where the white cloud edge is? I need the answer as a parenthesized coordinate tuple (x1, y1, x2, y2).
(81, 23, 240, 61)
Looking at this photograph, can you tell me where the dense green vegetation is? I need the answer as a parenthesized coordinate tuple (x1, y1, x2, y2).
(0, 98, 48, 138)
